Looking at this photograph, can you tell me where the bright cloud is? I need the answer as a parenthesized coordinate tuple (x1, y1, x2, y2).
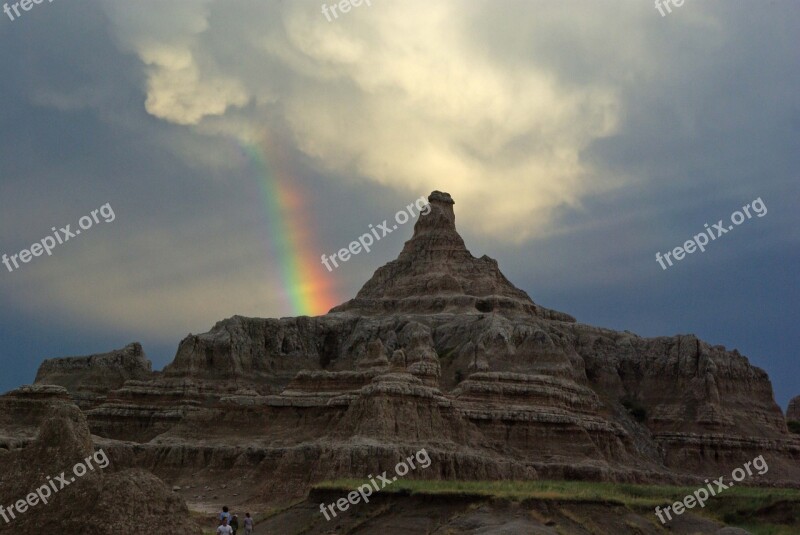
(99, 0, 634, 240)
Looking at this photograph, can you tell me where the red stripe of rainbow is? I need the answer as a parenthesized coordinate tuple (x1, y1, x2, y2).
(238, 133, 339, 316)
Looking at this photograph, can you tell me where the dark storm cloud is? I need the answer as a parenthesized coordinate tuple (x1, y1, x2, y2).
(0, 1, 796, 408)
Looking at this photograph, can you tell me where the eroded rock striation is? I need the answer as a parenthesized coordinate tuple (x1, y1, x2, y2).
(34, 343, 152, 410)
(0, 388, 200, 535)
(333, 191, 574, 321)
(3, 190, 798, 508)
(788, 396, 800, 422)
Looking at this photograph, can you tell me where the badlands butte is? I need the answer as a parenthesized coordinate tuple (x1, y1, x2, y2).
(1, 190, 799, 534)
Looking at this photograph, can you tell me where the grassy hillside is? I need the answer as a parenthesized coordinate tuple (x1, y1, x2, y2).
(313, 479, 800, 535)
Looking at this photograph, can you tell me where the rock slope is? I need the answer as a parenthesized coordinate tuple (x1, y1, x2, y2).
(0, 385, 200, 535)
(333, 190, 574, 321)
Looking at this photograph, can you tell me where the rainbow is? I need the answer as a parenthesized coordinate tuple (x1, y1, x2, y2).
(237, 133, 339, 316)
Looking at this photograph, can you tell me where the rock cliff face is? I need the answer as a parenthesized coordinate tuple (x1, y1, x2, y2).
(788, 396, 800, 422)
(0, 386, 200, 535)
(3, 190, 799, 507)
(34, 343, 152, 409)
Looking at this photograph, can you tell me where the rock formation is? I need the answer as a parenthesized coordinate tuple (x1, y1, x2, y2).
(788, 396, 800, 422)
(0, 385, 200, 535)
(333, 190, 574, 322)
(34, 343, 152, 410)
(1, 190, 797, 520)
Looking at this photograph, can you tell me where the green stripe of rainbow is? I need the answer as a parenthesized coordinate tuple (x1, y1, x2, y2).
(239, 135, 339, 316)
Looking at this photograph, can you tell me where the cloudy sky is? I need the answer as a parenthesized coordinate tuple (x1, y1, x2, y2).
(0, 1, 797, 408)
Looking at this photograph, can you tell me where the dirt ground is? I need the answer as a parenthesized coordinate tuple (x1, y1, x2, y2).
(189, 489, 762, 535)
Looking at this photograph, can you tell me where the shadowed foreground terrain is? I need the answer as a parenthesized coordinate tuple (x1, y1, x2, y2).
(255, 480, 800, 535)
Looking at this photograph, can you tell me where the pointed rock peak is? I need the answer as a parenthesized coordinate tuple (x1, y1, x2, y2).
(331, 191, 574, 322)
(394, 190, 465, 259)
(414, 190, 457, 233)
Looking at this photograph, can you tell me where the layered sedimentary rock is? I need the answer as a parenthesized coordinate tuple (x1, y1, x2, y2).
(0, 384, 71, 452)
(3, 190, 798, 504)
(572, 328, 797, 472)
(332, 191, 575, 322)
(163, 315, 360, 383)
(0, 392, 200, 535)
(452, 372, 632, 465)
(34, 343, 152, 410)
(85, 379, 204, 442)
(788, 396, 800, 422)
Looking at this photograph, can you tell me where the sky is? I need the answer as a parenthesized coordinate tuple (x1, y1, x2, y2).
(0, 1, 797, 409)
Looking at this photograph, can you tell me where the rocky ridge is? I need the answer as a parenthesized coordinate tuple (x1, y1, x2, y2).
(10, 190, 800, 509)
(34, 343, 152, 410)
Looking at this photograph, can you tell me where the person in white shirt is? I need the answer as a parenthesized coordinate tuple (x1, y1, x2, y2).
(217, 517, 234, 535)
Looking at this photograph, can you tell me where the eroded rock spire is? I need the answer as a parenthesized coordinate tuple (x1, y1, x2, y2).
(332, 190, 573, 320)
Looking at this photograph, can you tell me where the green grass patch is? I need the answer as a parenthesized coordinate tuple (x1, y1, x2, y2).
(315, 479, 798, 504)
(313, 479, 800, 532)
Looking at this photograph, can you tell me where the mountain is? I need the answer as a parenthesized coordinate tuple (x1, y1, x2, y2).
(2, 190, 798, 530)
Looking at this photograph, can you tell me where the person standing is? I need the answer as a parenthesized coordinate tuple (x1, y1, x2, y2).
(219, 506, 231, 525)
(216, 517, 233, 535)
(243, 512, 254, 535)
(230, 514, 239, 535)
